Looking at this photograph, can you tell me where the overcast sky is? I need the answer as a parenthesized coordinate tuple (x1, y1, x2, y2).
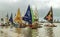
(0, 0, 60, 20)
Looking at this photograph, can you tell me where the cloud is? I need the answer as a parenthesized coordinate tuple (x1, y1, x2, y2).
(29, 0, 50, 9)
(0, 0, 60, 18)
(48, 0, 60, 8)
(0, 0, 60, 10)
(0, 0, 21, 4)
(29, 0, 60, 9)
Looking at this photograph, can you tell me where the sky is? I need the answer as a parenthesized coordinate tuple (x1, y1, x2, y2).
(0, 0, 60, 21)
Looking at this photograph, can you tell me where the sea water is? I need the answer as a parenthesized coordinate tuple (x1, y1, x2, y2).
(0, 23, 60, 37)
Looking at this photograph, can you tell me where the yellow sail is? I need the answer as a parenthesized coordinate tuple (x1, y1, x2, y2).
(14, 8, 22, 24)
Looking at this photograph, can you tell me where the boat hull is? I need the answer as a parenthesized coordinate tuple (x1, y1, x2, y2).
(44, 24, 57, 27)
(29, 24, 42, 29)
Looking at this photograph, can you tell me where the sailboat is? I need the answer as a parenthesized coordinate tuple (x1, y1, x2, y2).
(9, 13, 13, 24)
(44, 7, 57, 27)
(14, 8, 26, 28)
(0, 18, 5, 26)
(23, 5, 32, 27)
(0, 12, 5, 26)
(23, 5, 42, 29)
(4, 13, 10, 26)
(31, 7, 42, 29)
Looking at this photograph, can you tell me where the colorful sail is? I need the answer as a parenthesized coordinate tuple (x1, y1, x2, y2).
(23, 5, 32, 24)
(9, 13, 13, 23)
(44, 7, 53, 23)
(32, 8, 38, 23)
(14, 8, 22, 24)
(30, 8, 35, 23)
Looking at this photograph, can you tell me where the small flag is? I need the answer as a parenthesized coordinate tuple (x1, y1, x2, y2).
(23, 5, 32, 24)
(44, 7, 53, 23)
(9, 13, 13, 24)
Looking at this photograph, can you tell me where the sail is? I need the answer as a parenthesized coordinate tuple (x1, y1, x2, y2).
(5, 13, 9, 23)
(23, 5, 32, 24)
(30, 8, 34, 23)
(44, 7, 53, 23)
(14, 8, 22, 24)
(31, 7, 38, 23)
(9, 13, 13, 24)
(34, 8, 38, 20)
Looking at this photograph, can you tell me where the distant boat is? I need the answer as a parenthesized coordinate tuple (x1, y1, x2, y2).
(0, 12, 5, 26)
(5, 13, 10, 26)
(44, 7, 57, 27)
(0, 18, 5, 26)
(0, 13, 10, 27)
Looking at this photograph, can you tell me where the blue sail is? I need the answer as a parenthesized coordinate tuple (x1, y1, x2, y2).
(23, 5, 32, 24)
(9, 13, 13, 24)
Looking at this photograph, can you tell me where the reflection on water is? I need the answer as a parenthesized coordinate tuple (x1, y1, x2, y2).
(15, 28, 21, 37)
(23, 27, 32, 37)
(0, 27, 8, 37)
(32, 29, 38, 37)
(0, 23, 60, 37)
(45, 27, 54, 37)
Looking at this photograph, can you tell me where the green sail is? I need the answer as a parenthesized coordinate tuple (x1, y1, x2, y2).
(30, 8, 35, 23)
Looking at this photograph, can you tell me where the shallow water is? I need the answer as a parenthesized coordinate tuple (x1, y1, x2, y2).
(0, 23, 60, 37)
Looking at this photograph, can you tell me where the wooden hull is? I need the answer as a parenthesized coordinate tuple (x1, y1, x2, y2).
(11, 23, 42, 29)
(31, 26, 42, 29)
(19, 25, 26, 28)
(29, 25, 42, 29)
(44, 24, 57, 27)
(0, 24, 10, 26)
